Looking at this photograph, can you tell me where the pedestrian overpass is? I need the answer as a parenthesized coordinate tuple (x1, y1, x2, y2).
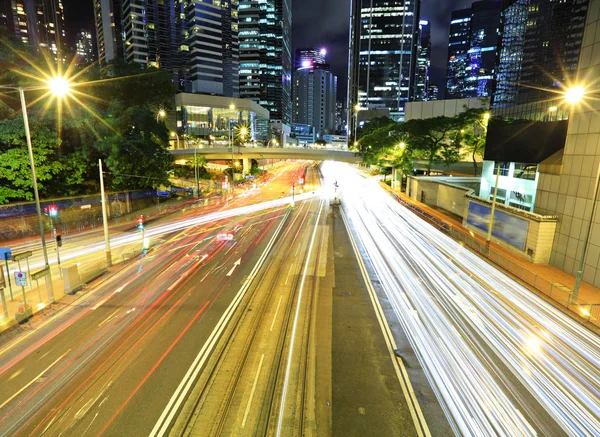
(170, 146, 363, 165)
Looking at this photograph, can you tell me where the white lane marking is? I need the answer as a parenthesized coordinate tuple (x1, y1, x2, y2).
(226, 258, 242, 277)
(284, 262, 295, 285)
(269, 296, 283, 332)
(149, 213, 289, 437)
(241, 354, 265, 428)
(90, 282, 130, 311)
(276, 199, 324, 437)
(340, 207, 431, 437)
(0, 351, 70, 410)
(167, 270, 191, 291)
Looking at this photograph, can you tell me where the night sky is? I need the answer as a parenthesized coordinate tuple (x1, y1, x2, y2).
(63, 0, 471, 100)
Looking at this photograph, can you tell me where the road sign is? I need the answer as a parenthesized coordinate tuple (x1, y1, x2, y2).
(31, 267, 50, 281)
(80, 204, 92, 210)
(12, 251, 32, 262)
(14, 271, 27, 287)
(0, 248, 12, 261)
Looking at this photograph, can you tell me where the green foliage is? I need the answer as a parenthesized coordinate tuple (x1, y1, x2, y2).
(357, 106, 489, 175)
(0, 112, 62, 203)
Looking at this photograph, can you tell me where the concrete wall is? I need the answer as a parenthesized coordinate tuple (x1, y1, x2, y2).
(534, 0, 600, 287)
(405, 97, 489, 121)
(406, 176, 478, 218)
(464, 197, 558, 264)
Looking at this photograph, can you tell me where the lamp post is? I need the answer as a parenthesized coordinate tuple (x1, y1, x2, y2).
(354, 104, 361, 145)
(170, 131, 179, 149)
(0, 78, 71, 302)
(157, 108, 166, 123)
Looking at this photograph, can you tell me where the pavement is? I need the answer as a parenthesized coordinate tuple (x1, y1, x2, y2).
(381, 182, 600, 309)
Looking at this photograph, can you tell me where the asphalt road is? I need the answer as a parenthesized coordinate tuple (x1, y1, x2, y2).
(0, 162, 313, 436)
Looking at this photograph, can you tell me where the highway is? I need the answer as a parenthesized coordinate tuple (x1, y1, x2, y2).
(0, 160, 447, 437)
(0, 162, 313, 436)
(325, 162, 600, 436)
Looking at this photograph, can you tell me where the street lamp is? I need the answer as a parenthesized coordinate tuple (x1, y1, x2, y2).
(565, 85, 585, 105)
(157, 108, 166, 123)
(170, 131, 179, 149)
(0, 77, 72, 301)
(354, 104, 362, 144)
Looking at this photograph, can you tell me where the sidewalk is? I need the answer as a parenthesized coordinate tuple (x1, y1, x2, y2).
(379, 181, 600, 329)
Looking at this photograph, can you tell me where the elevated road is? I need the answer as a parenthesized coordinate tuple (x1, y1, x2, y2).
(170, 146, 363, 163)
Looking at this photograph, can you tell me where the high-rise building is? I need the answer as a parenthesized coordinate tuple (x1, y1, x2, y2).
(415, 19, 436, 101)
(292, 51, 337, 138)
(493, 0, 588, 108)
(446, 8, 472, 99)
(357, 0, 421, 121)
(181, 0, 239, 95)
(0, 0, 67, 61)
(93, 0, 124, 64)
(295, 48, 327, 71)
(445, 1, 502, 99)
(347, 0, 362, 138)
(75, 30, 96, 66)
(238, 0, 292, 124)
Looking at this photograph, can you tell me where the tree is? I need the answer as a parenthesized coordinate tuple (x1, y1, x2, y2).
(402, 116, 461, 174)
(0, 112, 63, 203)
(457, 108, 489, 176)
(357, 116, 396, 140)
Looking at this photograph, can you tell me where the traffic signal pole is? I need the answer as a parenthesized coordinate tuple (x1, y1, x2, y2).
(99, 159, 112, 267)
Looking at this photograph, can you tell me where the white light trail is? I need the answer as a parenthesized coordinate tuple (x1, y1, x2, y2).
(323, 162, 600, 436)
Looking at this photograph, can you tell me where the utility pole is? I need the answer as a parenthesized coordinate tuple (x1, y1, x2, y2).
(486, 163, 501, 247)
(99, 159, 112, 267)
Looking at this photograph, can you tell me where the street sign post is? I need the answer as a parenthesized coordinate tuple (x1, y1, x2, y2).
(0, 248, 13, 301)
(13, 250, 34, 294)
(0, 267, 7, 318)
(14, 271, 27, 305)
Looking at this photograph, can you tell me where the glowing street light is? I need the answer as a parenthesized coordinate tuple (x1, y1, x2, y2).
(398, 142, 406, 149)
(156, 108, 166, 123)
(483, 112, 490, 120)
(48, 76, 71, 97)
(565, 85, 586, 105)
(240, 126, 248, 139)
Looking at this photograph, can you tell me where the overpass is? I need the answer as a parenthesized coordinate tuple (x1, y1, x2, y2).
(170, 146, 363, 165)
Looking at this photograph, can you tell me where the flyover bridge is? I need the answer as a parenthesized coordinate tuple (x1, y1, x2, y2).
(170, 146, 363, 169)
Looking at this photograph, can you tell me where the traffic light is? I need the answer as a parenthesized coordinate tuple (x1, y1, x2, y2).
(137, 216, 145, 230)
(48, 205, 58, 217)
(56, 235, 62, 247)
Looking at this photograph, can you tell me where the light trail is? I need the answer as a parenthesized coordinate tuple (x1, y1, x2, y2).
(323, 162, 600, 436)
(18, 191, 321, 273)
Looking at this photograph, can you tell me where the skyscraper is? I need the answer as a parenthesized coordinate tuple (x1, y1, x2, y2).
(292, 50, 337, 138)
(445, 0, 502, 99)
(238, 0, 292, 124)
(415, 19, 435, 101)
(181, 0, 239, 95)
(0, 0, 67, 62)
(347, 0, 362, 137)
(357, 0, 421, 121)
(493, 0, 588, 108)
(93, 0, 124, 64)
(75, 30, 96, 67)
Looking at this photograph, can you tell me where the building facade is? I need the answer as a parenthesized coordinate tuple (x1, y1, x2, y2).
(182, 0, 239, 95)
(292, 65, 337, 139)
(415, 19, 436, 101)
(357, 0, 421, 121)
(532, 0, 600, 287)
(493, 0, 588, 108)
(445, 0, 502, 100)
(93, 0, 124, 64)
(0, 0, 67, 62)
(238, 0, 292, 124)
(75, 29, 96, 66)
